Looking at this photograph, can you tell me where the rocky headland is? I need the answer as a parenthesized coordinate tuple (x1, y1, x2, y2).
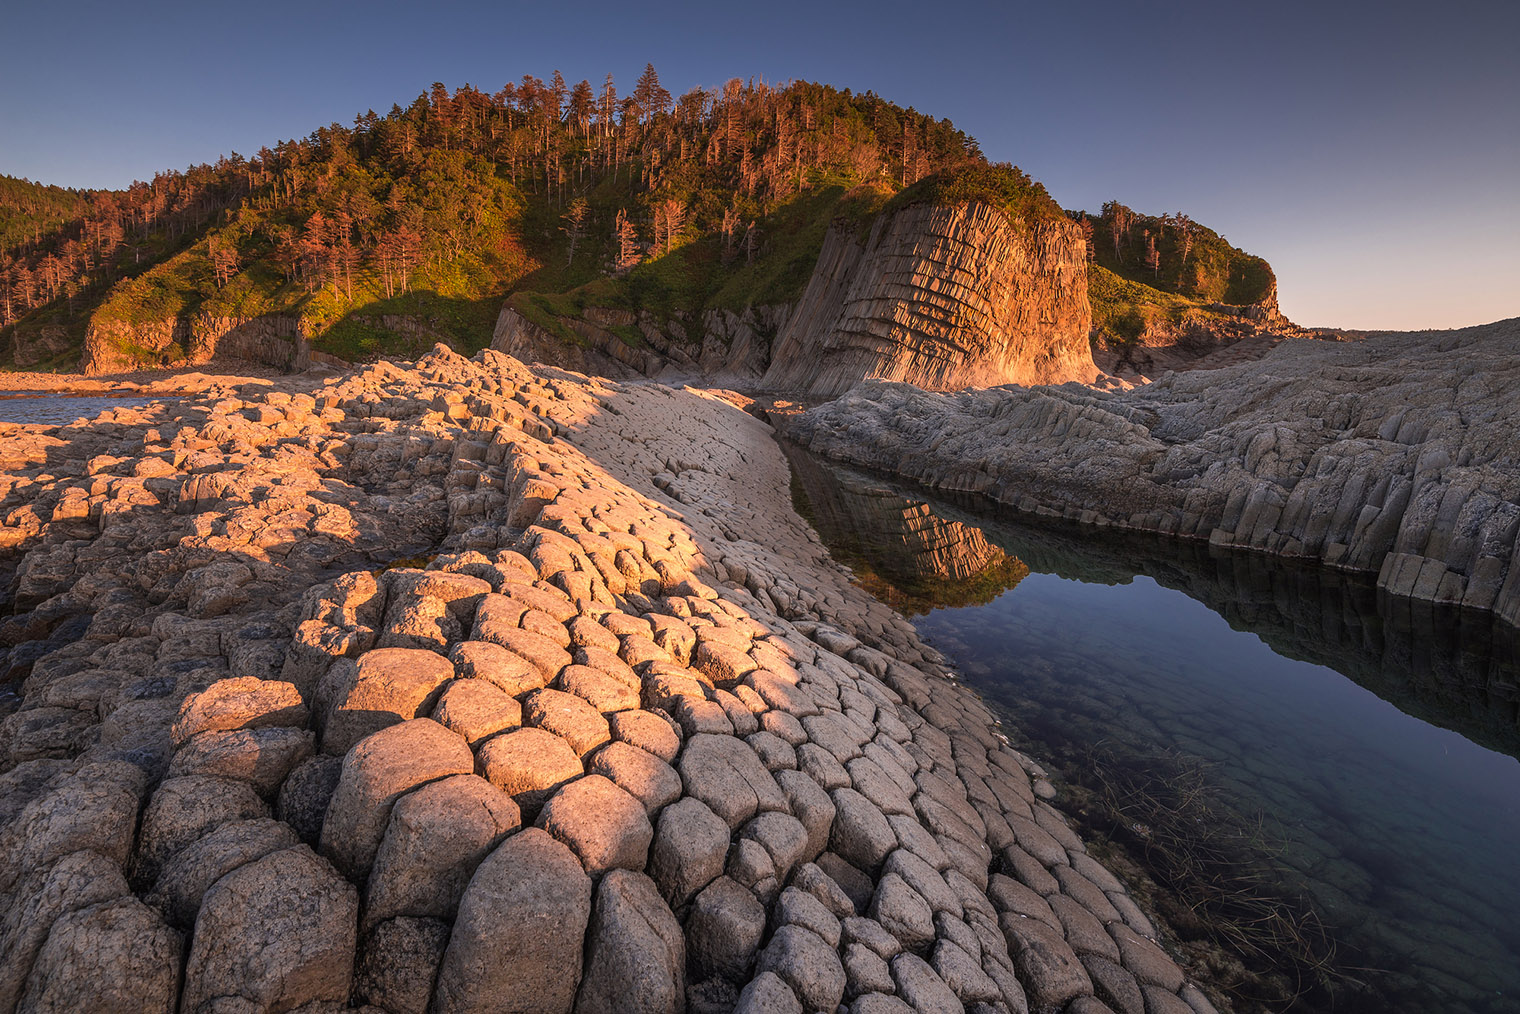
(0, 347, 1216, 1014)
(784, 317, 1520, 629)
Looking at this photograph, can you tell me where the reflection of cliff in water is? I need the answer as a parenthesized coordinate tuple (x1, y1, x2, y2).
(784, 441, 1520, 760)
(783, 442, 1028, 616)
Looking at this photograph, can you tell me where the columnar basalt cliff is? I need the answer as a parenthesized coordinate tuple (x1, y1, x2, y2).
(761, 201, 1096, 397)
(0, 348, 1213, 1014)
(785, 318, 1520, 629)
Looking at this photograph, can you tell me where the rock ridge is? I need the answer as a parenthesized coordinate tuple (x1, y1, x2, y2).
(784, 317, 1520, 629)
(0, 346, 1215, 1013)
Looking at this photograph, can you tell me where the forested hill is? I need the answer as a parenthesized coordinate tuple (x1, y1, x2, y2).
(0, 68, 1275, 371)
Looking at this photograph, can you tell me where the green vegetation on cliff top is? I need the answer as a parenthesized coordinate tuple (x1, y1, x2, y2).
(2, 71, 1277, 372)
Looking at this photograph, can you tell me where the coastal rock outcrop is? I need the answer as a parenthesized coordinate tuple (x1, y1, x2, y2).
(0, 346, 1210, 1014)
(785, 317, 1520, 628)
(761, 200, 1096, 397)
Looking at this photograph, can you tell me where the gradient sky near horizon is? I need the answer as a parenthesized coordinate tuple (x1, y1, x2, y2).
(3, 0, 1515, 330)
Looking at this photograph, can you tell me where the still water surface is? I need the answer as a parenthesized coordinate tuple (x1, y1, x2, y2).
(786, 443, 1520, 1013)
(0, 392, 163, 425)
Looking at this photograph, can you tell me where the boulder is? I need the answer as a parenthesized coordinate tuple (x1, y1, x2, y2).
(181, 845, 357, 1013)
(277, 754, 344, 845)
(135, 775, 269, 883)
(686, 876, 766, 982)
(17, 896, 180, 1014)
(574, 870, 685, 1014)
(147, 817, 301, 927)
(433, 828, 593, 1013)
(677, 733, 786, 830)
(648, 795, 730, 908)
(0, 851, 131, 1012)
(537, 774, 653, 876)
(354, 916, 451, 1014)
(431, 678, 522, 747)
(320, 718, 474, 879)
(317, 648, 455, 755)
(170, 676, 307, 746)
(366, 774, 520, 929)
(476, 726, 584, 816)
(167, 726, 315, 796)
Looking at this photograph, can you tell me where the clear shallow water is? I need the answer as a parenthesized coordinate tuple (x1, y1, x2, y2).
(785, 443, 1520, 1014)
(0, 392, 161, 425)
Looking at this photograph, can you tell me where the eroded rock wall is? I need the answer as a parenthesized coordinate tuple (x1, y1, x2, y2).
(785, 317, 1520, 629)
(762, 200, 1096, 397)
(491, 302, 786, 386)
(0, 348, 1212, 1014)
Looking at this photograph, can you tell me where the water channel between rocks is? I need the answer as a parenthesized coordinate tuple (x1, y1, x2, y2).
(783, 440, 1520, 1014)
(0, 392, 168, 426)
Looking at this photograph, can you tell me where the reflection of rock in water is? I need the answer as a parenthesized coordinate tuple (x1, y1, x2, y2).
(796, 445, 1520, 760)
(783, 441, 1028, 614)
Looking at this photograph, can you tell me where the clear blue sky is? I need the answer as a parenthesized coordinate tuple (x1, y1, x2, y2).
(3, 0, 1515, 330)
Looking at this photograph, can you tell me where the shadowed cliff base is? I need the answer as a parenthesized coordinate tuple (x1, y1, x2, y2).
(784, 317, 1520, 632)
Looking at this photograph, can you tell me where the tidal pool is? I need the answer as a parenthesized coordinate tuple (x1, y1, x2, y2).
(0, 392, 163, 425)
(785, 443, 1520, 1014)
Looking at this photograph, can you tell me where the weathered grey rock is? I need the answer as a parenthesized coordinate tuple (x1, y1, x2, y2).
(434, 828, 591, 1013)
(277, 754, 344, 845)
(17, 896, 180, 1014)
(1001, 912, 1093, 1009)
(889, 952, 963, 1014)
(135, 774, 269, 883)
(366, 774, 520, 929)
(869, 873, 935, 953)
(849, 995, 915, 1014)
(168, 725, 315, 796)
(0, 851, 131, 1011)
(844, 941, 895, 998)
(476, 725, 584, 816)
(774, 767, 835, 863)
(649, 795, 730, 907)
(320, 718, 474, 879)
(318, 648, 455, 755)
(354, 916, 450, 1014)
(742, 810, 810, 880)
(686, 876, 766, 981)
(147, 817, 301, 927)
(678, 733, 786, 830)
(537, 773, 652, 876)
(776, 886, 843, 947)
(171, 676, 307, 746)
(0, 773, 139, 892)
(587, 740, 682, 813)
(523, 687, 612, 755)
(755, 924, 847, 1012)
(1051, 893, 1121, 961)
(575, 870, 684, 1014)
(1141, 984, 1196, 1014)
(731, 971, 801, 1014)
(181, 845, 358, 1013)
(609, 709, 681, 763)
(1111, 923, 1185, 991)
(829, 787, 897, 872)
(449, 639, 547, 697)
(1082, 955, 1145, 1014)
(791, 862, 857, 920)
(430, 678, 522, 746)
(931, 938, 1001, 1004)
